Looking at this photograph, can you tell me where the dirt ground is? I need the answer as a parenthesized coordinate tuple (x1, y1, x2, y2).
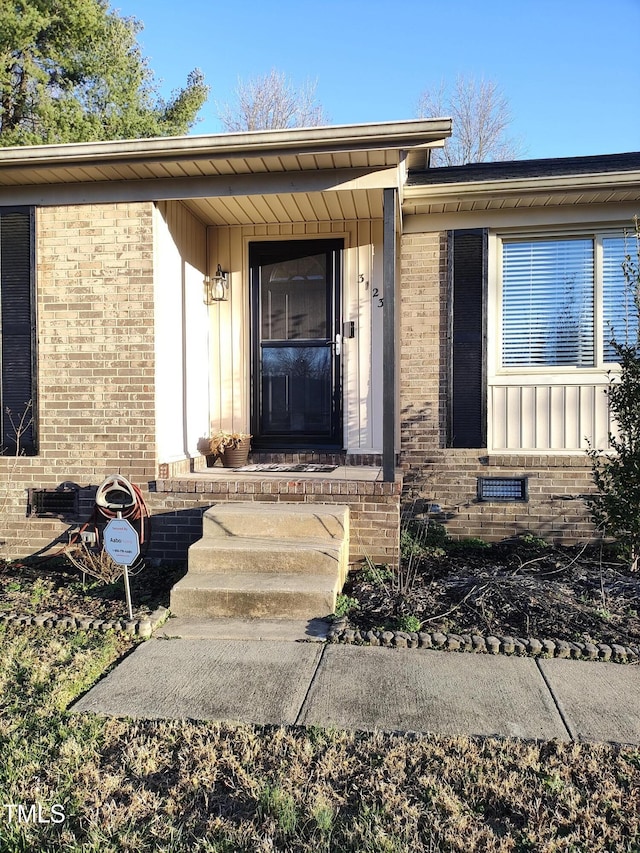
(1, 532, 640, 647)
(0, 556, 186, 623)
(342, 530, 640, 646)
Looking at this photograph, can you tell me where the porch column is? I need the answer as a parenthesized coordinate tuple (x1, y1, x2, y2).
(382, 187, 397, 483)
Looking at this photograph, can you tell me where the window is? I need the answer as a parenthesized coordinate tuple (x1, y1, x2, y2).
(501, 232, 636, 369)
(0, 207, 36, 455)
(602, 235, 638, 361)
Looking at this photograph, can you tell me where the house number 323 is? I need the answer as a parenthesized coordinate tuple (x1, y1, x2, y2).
(372, 288, 384, 308)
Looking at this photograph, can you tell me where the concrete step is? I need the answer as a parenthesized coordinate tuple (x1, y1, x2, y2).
(187, 535, 347, 579)
(171, 501, 350, 620)
(169, 572, 340, 620)
(201, 502, 349, 543)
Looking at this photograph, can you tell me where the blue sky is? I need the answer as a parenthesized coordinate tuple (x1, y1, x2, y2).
(119, 0, 640, 159)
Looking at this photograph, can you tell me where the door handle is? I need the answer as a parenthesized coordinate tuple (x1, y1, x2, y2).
(327, 333, 342, 356)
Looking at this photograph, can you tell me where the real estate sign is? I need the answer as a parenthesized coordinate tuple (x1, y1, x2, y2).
(103, 517, 140, 566)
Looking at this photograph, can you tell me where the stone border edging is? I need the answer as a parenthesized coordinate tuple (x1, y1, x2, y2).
(0, 606, 169, 638)
(327, 620, 640, 663)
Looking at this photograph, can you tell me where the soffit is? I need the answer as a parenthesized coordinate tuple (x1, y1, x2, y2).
(0, 147, 404, 187)
(0, 119, 451, 188)
(402, 171, 640, 215)
(0, 120, 452, 225)
(180, 188, 386, 225)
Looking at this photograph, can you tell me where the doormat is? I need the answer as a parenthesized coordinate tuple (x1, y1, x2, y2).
(234, 463, 338, 473)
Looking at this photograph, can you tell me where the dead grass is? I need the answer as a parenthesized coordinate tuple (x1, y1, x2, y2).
(1, 624, 639, 852)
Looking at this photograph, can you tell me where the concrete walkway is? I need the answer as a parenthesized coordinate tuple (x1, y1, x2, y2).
(71, 619, 640, 745)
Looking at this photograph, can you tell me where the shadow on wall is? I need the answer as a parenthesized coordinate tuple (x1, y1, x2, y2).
(25, 482, 210, 565)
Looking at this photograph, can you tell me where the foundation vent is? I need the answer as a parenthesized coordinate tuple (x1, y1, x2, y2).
(477, 477, 528, 502)
(27, 488, 78, 518)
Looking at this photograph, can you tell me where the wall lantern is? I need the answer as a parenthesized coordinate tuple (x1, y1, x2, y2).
(204, 264, 229, 304)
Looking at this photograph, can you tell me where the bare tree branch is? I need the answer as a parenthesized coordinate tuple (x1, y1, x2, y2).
(217, 69, 328, 132)
(416, 75, 525, 166)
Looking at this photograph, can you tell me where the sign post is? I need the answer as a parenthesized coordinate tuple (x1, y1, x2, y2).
(103, 515, 140, 621)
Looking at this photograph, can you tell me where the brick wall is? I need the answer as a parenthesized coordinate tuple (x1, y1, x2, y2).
(0, 202, 157, 558)
(146, 477, 402, 566)
(399, 230, 598, 544)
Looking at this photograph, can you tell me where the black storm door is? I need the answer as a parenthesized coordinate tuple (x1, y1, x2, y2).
(250, 239, 342, 448)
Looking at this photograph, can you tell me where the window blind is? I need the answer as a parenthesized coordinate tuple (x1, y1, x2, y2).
(603, 235, 638, 360)
(502, 238, 594, 367)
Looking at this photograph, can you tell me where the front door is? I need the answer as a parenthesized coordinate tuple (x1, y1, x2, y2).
(250, 239, 343, 449)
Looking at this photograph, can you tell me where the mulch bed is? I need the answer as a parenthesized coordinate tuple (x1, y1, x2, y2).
(2, 535, 640, 655)
(341, 536, 640, 648)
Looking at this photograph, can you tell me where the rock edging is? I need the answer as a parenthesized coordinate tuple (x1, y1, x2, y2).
(0, 606, 169, 638)
(327, 619, 640, 663)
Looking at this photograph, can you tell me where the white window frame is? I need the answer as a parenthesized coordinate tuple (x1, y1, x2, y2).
(491, 226, 637, 379)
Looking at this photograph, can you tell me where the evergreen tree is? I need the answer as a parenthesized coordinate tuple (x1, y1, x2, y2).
(0, 0, 209, 145)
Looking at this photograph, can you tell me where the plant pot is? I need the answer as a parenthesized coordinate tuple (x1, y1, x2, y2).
(220, 439, 250, 468)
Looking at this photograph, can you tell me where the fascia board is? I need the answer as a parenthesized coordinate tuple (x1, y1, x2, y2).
(0, 119, 453, 170)
(404, 170, 640, 204)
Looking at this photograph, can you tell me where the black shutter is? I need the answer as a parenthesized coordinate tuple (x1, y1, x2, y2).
(449, 229, 487, 448)
(1, 208, 36, 455)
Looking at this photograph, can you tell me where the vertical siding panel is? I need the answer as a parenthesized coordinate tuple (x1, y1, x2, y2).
(491, 386, 506, 449)
(521, 385, 536, 450)
(596, 383, 613, 448)
(549, 386, 565, 449)
(356, 221, 373, 450)
(371, 219, 384, 452)
(208, 226, 221, 430)
(505, 386, 521, 449)
(230, 226, 246, 430)
(564, 385, 579, 449)
(580, 384, 597, 449)
(536, 386, 550, 449)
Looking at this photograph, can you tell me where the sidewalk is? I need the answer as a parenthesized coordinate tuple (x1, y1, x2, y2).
(71, 618, 640, 745)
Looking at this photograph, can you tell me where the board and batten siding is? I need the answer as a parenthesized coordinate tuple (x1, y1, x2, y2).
(154, 202, 210, 462)
(208, 220, 385, 453)
(488, 378, 613, 452)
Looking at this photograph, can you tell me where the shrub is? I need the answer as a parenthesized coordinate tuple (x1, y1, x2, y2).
(586, 217, 640, 571)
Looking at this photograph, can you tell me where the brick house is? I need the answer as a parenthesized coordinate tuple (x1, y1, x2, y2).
(1, 122, 640, 577)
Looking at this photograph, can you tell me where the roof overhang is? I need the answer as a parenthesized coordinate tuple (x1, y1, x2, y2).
(403, 169, 640, 216)
(0, 119, 452, 225)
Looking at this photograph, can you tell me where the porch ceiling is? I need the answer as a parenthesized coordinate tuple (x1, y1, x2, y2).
(180, 187, 386, 225)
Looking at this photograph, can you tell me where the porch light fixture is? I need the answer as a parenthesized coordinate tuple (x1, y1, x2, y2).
(203, 264, 229, 304)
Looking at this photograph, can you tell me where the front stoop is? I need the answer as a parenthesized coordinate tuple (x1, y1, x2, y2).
(170, 502, 350, 620)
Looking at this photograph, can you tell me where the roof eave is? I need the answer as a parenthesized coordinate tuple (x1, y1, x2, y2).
(403, 169, 640, 204)
(0, 118, 453, 169)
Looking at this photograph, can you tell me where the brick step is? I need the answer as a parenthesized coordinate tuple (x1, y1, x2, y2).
(201, 502, 349, 543)
(169, 572, 340, 620)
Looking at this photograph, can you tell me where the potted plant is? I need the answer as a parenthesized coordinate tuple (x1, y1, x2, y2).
(206, 431, 252, 468)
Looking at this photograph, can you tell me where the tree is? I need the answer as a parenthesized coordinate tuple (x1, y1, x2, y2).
(218, 69, 328, 132)
(0, 0, 209, 146)
(586, 217, 640, 571)
(416, 75, 524, 166)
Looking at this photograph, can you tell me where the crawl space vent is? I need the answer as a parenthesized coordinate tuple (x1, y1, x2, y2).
(28, 488, 78, 518)
(477, 477, 528, 502)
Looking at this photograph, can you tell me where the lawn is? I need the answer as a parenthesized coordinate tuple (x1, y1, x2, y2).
(0, 623, 639, 852)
